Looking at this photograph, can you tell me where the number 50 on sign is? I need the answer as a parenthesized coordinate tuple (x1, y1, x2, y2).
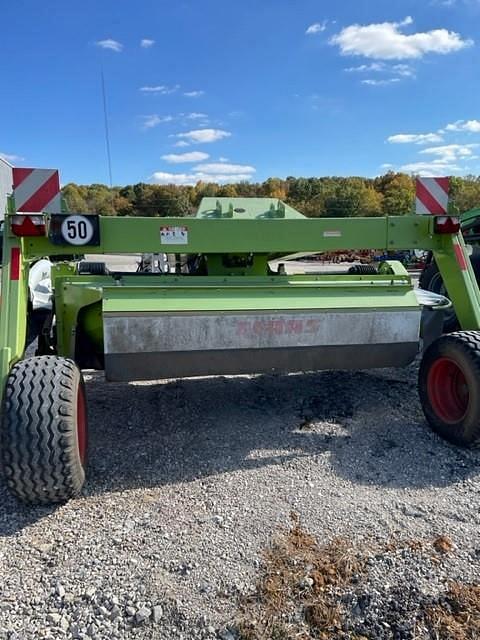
(49, 214, 101, 246)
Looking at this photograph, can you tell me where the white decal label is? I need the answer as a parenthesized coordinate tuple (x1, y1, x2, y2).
(160, 226, 188, 245)
(61, 215, 94, 245)
(323, 230, 342, 238)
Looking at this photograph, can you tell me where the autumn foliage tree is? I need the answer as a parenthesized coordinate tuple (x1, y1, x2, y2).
(62, 172, 480, 219)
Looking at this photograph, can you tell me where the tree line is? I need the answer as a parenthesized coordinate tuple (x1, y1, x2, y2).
(62, 173, 480, 218)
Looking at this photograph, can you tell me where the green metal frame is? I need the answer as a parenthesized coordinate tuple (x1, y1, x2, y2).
(52, 265, 419, 360)
(20, 214, 448, 255)
(1, 198, 480, 405)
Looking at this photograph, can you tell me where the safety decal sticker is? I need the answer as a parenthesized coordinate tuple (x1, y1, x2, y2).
(323, 230, 342, 238)
(160, 226, 189, 245)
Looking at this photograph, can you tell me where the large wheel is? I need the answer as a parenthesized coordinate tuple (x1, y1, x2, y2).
(1, 356, 88, 504)
(419, 332, 480, 446)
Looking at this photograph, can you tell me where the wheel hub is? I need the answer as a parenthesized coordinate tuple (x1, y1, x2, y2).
(427, 357, 469, 423)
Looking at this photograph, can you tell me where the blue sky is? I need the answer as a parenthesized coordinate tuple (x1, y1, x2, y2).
(1, 0, 480, 185)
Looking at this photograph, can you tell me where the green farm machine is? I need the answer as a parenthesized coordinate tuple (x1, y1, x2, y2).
(1, 170, 480, 504)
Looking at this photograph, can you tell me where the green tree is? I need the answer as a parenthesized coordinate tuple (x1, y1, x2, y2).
(376, 173, 414, 215)
(357, 186, 384, 217)
(218, 184, 239, 198)
(262, 178, 287, 200)
(62, 171, 478, 219)
(62, 183, 88, 212)
(450, 176, 480, 213)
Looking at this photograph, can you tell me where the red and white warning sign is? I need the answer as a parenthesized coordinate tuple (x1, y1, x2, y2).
(415, 177, 449, 215)
(12, 168, 62, 213)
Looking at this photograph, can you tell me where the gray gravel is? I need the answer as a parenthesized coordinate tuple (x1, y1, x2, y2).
(0, 360, 480, 639)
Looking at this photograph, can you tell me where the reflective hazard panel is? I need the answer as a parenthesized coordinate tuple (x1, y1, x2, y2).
(415, 177, 449, 215)
(13, 167, 62, 213)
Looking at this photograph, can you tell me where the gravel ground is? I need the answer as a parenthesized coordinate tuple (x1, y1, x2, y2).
(0, 360, 479, 639)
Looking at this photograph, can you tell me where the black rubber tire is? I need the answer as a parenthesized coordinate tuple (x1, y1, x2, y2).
(1, 356, 88, 504)
(419, 262, 459, 332)
(348, 264, 377, 275)
(419, 331, 480, 446)
(77, 261, 109, 276)
(419, 260, 436, 291)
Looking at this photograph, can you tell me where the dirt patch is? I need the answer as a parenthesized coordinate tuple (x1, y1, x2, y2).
(235, 517, 480, 640)
(426, 582, 480, 640)
(236, 513, 365, 639)
(433, 535, 454, 555)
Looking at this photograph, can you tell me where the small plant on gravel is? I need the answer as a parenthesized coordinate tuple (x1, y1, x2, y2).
(236, 512, 364, 639)
(235, 517, 480, 640)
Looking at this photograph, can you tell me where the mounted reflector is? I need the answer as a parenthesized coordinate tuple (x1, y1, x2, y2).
(12, 167, 61, 213)
(415, 177, 449, 215)
(11, 215, 46, 236)
(434, 216, 460, 234)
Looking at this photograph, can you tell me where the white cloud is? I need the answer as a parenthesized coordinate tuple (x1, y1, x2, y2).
(386, 120, 480, 176)
(361, 78, 400, 86)
(151, 172, 198, 185)
(151, 161, 255, 185)
(346, 61, 415, 80)
(219, 157, 229, 162)
(140, 85, 180, 94)
(96, 39, 123, 52)
(140, 114, 173, 129)
(396, 144, 479, 175)
(161, 151, 210, 163)
(419, 143, 478, 159)
(151, 169, 255, 185)
(330, 16, 472, 60)
(345, 63, 385, 72)
(445, 119, 480, 132)
(0, 152, 23, 164)
(398, 160, 461, 175)
(437, 0, 480, 5)
(306, 21, 328, 35)
(140, 39, 155, 48)
(173, 140, 190, 148)
(200, 172, 254, 182)
(176, 128, 231, 143)
(184, 90, 205, 97)
(192, 163, 255, 175)
(380, 163, 394, 169)
(186, 112, 208, 120)
(392, 64, 415, 77)
(387, 132, 444, 144)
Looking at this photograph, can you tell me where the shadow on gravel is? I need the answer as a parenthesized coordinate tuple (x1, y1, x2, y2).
(0, 491, 56, 537)
(0, 365, 478, 534)
(81, 366, 479, 497)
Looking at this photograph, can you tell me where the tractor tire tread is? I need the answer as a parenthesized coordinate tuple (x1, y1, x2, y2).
(0, 356, 86, 504)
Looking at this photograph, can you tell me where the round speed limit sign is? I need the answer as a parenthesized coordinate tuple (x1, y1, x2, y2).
(61, 215, 94, 246)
